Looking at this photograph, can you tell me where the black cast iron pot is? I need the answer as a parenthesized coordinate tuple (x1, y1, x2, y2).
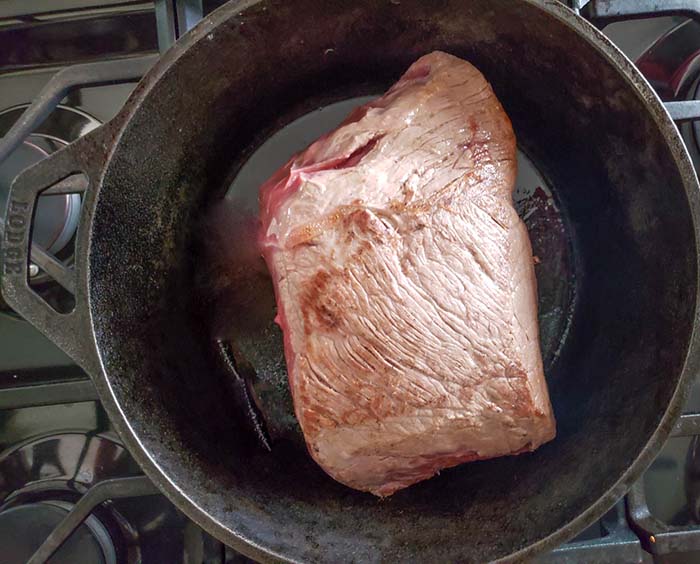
(3, 1, 700, 562)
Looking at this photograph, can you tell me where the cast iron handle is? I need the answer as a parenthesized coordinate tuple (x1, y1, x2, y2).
(0, 55, 157, 372)
(1, 126, 112, 375)
(0, 55, 157, 165)
(0, 55, 157, 281)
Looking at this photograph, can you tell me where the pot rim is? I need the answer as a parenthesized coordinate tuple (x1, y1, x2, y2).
(87, 1, 700, 562)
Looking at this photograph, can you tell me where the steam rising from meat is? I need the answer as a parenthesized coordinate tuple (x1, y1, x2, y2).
(201, 199, 274, 339)
(200, 199, 300, 444)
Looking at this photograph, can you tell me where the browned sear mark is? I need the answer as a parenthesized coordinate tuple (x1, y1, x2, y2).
(300, 270, 341, 334)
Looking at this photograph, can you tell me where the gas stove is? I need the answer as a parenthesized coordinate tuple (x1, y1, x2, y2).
(1, 1, 700, 563)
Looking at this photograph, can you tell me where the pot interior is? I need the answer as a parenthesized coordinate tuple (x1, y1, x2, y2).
(88, 0, 697, 561)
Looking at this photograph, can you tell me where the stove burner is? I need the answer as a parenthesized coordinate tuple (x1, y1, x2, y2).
(0, 104, 100, 300)
(0, 432, 142, 499)
(0, 432, 141, 563)
(631, 19, 700, 165)
(635, 19, 700, 100)
(0, 139, 80, 254)
(0, 500, 116, 564)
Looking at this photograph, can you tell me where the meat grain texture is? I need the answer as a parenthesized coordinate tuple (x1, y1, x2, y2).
(259, 51, 556, 497)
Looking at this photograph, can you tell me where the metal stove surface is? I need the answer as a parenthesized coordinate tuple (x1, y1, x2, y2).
(1, 2, 700, 563)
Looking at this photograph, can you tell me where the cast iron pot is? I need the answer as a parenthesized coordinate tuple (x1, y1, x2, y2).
(3, 1, 700, 562)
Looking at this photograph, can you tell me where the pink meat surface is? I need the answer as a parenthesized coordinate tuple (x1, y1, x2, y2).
(259, 51, 556, 497)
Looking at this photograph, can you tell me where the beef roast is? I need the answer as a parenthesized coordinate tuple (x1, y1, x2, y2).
(258, 51, 556, 497)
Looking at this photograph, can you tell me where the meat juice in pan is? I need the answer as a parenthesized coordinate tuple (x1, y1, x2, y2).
(205, 52, 575, 496)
